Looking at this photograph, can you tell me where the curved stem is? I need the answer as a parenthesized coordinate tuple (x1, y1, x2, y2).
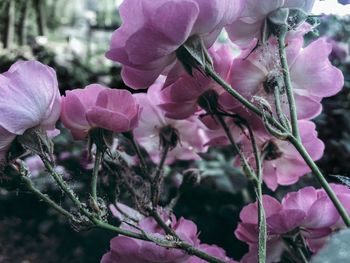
(277, 34, 300, 140)
(20, 175, 74, 220)
(215, 113, 258, 182)
(246, 125, 266, 263)
(205, 65, 285, 133)
(91, 149, 103, 202)
(42, 158, 225, 263)
(289, 136, 350, 226)
(151, 144, 169, 207)
(205, 63, 350, 227)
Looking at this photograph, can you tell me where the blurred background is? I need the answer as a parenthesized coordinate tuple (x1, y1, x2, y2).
(0, 0, 349, 262)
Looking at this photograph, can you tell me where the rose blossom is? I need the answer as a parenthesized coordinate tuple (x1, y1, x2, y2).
(236, 185, 350, 262)
(61, 84, 141, 140)
(133, 80, 209, 164)
(159, 44, 238, 120)
(106, 0, 243, 89)
(226, 36, 344, 121)
(238, 120, 324, 190)
(225, 0, 316, 46)
(101, 211, 200, 263)
(0, 60, 61, 162)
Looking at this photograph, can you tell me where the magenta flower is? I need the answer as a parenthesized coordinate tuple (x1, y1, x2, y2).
(61, 84, 141, 140)
(159, 44, 238, 120)
(0, 60, 61, 161)
(106, 0, 243, 89)
(236, 185, 350, 261)
(101, 212, 200, 263)
(227, 36, 344, 120)
(225, 0, 316, 46)
(238, 120, 324, 190)
(133, 81, 209, 164)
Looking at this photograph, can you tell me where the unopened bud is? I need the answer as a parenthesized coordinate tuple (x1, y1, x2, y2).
(159, 125, 179, 151)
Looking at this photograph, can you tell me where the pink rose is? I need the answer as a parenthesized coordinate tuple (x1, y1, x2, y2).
(159, 44, 238, 120)
(61, 84, 141, 140)
(101, 211, 200, 263)
(133, 80, 209, 164)
(238, 120, 324, 190)
(236, 184, 350, 261)
(226, 36, 344, 121)
(0, 60, 61, 161)
(106, 0, 243, 89)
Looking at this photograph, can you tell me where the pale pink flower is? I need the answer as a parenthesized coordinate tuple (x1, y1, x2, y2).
(101, 211, 200, 263)
(0, 60, 61, 162)
(225, 0, 316, 46)
(227, 37, 344, 121)
(236, 185, 350, 261)
(61, 84, 141, 140)
(106, 0, 243, 89)
(133, 81, 209, 164)
(239, 120, 324, 190)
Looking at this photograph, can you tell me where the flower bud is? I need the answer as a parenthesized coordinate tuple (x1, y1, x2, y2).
(267, 7, 289, 36)
(159, 125, 180, 151)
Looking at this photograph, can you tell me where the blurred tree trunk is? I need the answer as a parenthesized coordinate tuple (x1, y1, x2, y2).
(34, 0, 46, 36)
(3, 0, 15, 48)
(17, 0, 29, 46)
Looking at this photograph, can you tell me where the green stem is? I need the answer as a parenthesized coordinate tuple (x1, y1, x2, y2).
(20, 175, 74, 220)
(247, 126, 266, 263)
(273, 86, 290, 131)
(289, 136, 350, 227)
(125, 132, 151, 180)
(277, 33, 300, 140)
(151, 144, 169, 207)
(216, 114, 258, 182)
(296, 247, 308, 263)
(205, 64, 350, 228)
(91, 149, 103, 202)
(256, 182, 266, 263)
(42, 158, 83, 210)
(41, 158, 225, 263)
(205, 65, 285, 133)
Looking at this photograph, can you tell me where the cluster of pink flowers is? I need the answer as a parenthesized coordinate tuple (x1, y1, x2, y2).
(0, 0, 348, 262)
(236, 184, 350, 262)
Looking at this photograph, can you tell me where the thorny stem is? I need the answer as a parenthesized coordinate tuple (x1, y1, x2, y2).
(151, 144, 169, 207)
(277, 32, 300, 140)
(216, 114, 258, 183)
(245, 124, 266, 263)
(91, 149, 103, 204)
(289, 136, 350, 227)
(20, 175, 74, 220)
(205, 64, 285, 133)
(41, 157, 226, 263)
(126, 132, 151, 180)
(205, 63, 350, 228)
(273, 86, 290, 130)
